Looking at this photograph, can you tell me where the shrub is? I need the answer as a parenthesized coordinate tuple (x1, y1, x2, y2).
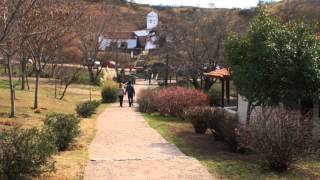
(205, 107, 225, 139)
(203, 107, 239, 151)
(183, 106, 213, 134)
(137, 88, 158, 113)
(43, 113, 80, 151)
(208, 84, 222, 106)
(218, 109, 239, 152)
(154, 86, 208, 118)
(0, 128, 56, 179)
(76, 100, 101, 118)
(76, 71, 102, 86)
(176, 80, 194, 88)
(101, 80, 118, 103)
(183, 106, 240, 150)
(241, 107, 310, 171)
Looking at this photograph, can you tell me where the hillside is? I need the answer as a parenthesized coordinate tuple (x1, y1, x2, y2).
(63, 0, 320, 64)
(64, 0, 252, 64)
(267, 0, 320, 21)
(79, 0, 320, 34)
(78, 1, 250, 32)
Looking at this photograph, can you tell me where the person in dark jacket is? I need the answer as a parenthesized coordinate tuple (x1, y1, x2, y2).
(126, 81, 135, 107)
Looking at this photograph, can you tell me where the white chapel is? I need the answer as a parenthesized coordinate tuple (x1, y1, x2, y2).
(147, 11, 159, 30)
(99, 11, 159, 51)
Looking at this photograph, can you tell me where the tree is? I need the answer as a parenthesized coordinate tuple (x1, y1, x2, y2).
(225, 9, 320, 124)
(26, 0, 81, 109)
(1, 42, 17, 118)
(163, 10, 231, 89)
(0, 0, 38, 117)
(78, 10, 113, 85)
(16, 6, 41, 91)
(56, 66, 81, 100)
(0, 0, 37, 44)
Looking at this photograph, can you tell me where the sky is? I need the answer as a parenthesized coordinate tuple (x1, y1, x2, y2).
(134, 0, 281, 9)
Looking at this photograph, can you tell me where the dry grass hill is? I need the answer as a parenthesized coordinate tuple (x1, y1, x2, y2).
(63, 0, 320, 64)
(267, 0, 320, 21)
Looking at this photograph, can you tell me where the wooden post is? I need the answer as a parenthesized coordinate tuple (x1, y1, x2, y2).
(200, 74, 203, 91)
(226, 78, 230, 105)
(165, 54, 169, 86)
(221, 79, 225, 108)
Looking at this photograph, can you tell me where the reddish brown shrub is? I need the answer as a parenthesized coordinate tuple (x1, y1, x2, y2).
(183, 106, 212, 134)
(154, 86, 208, 118)
(241, 107, 311, 171)
(137, 88, 159, 113)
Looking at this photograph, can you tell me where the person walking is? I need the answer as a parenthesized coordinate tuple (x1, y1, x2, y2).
(126, 81, 135, 107)
(118, 83, 125, 107)
(144, 69, 148, 81)
(148, 69, 152, 85)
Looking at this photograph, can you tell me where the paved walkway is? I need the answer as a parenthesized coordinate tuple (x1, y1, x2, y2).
(84, 82, 213, 180)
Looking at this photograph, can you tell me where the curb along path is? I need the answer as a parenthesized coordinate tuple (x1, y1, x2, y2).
(84, 82, 213, 180)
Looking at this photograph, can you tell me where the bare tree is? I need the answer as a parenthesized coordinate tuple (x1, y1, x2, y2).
(56, 66, 81, 100)
(0, 0, 38, 117)
(26, 0, 81, 109)
(0, 42, 17, 118)
(0, 0, 37, 44)
(163, 10, 231, 90)
(78, 12, 113, 85)
(16, 8, 41, 90)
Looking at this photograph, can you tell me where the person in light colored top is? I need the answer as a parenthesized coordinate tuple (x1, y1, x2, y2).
(118, 83, 126, 107)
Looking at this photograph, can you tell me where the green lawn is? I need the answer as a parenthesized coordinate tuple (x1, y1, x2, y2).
(143, 114, 320, 179)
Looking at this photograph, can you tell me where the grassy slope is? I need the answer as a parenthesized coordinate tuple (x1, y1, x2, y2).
(0, 78, 105, 179)
(143, 114, 320, 179)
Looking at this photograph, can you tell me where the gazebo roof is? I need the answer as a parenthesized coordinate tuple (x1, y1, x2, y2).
(204, 68, 230, 79)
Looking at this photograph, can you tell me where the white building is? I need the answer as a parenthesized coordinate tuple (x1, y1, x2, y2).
(147, 11, 159, 30)
(99, 32, 137, 50)
(99, 11, 159, 51)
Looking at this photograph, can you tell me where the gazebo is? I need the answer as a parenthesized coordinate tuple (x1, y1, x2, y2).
(204, 68, 231, 107)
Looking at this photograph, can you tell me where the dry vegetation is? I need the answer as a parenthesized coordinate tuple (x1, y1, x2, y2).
(0, 77, 106, 179)
(267, 0, 320, 21)
(144, 114, 320, 179)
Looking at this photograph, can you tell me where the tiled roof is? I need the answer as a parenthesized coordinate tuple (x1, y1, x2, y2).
(204, 68, 230, 79)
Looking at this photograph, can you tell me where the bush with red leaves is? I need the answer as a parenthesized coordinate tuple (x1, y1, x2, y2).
(154, 86, 208, 118)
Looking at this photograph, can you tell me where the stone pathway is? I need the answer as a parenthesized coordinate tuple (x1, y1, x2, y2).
(84, 82, 213, 180)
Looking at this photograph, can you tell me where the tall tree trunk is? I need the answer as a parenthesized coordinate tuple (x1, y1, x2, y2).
(7, 55, 16, 118)
(115, 64, 119, 82)
(26, 74, 30, 90)
(59, 84, 70, 100)
(204, 77, 214, 92)
(165, 54, 169, 86)
(192, 76, 199, 89)
(21, 58, 27, 90)
(34, 72, 40, 109)
(246, 101, 253, 125)
(88, 66, 95, 84)
(54, 77, 57, 99)
(53, 65, 57, 98)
